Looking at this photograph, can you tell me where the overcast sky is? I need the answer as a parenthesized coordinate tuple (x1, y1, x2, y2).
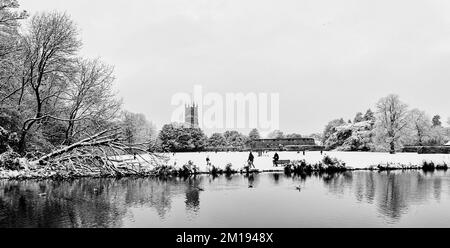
(19, 0, 450, 135)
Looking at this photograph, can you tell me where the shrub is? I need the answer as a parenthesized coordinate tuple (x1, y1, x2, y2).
(0, 126, 19, 154)
(322, 155, 337, 166)
(225, 163, 235, 175)
(286, 157, 348, 174)
(284, 165, 292, 175)
(422, 161, 436, 171)
(210, 165, 221, 176)
(422, 161, 448, 171)
(0, 150, 21, 170)
(179, 160, 199, 175)
(153, 165, 177, 176)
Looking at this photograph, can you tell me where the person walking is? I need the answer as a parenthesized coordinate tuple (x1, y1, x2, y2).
(206, 156, 212, 171)
(273, 152, 279, 167)
(248, 152, 255, 169)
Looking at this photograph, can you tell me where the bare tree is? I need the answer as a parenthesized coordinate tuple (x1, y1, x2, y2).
(0, 0, 27, 58)
(427, 126, 447, 146)
(120, 110, 156, 146)
(374, 94, 409, 154)
(0, 0, 27, 103)
(17, 11, 82, 153)
(267, 129, 284, 139)
(248, 128, 261, 140)
(62, 58, 121, 144)
(407, 109, 431, 146)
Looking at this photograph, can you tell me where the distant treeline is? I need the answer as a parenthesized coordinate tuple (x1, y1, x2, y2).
(321, 95, 450, 153)
(154, 94, 450, 154)
(155, 123, 322, 153)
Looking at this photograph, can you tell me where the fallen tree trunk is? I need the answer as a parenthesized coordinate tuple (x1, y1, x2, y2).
(34, 129, 117, 163)
(26, 128, 164, 176)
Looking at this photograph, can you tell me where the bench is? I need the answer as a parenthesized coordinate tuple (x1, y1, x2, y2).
(275, 160, 291, 165)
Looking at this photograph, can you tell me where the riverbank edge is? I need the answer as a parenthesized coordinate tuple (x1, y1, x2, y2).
(1, 160, 448, 181)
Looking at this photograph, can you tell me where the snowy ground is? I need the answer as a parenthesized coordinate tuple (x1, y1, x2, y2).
(130, 151, 450, 173)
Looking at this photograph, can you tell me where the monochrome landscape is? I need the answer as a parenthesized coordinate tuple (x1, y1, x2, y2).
(1, 0, 450, 228)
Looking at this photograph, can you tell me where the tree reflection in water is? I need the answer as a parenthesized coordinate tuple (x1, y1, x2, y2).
(0, 179, 128, 228)
(183, 176, 202, 216)
(0, 170, 448, 227)
(317, 170, 446, 222)
(0, 177, 189, 227)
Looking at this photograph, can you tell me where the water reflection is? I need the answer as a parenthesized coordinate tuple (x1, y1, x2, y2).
(375, 171, 444, 222)
(377, 172, 410, 221)
(0, 177, 190, 227)
(184, 177, 201, 215)
(433, 177, 442, 201)
(247, 174, 255, 188)
(0, 179, 128, 227)
(271, 173, 280, 185)
(0, 170, 449, 227)
(321, 172, 354, 196)
(317, 170, 447, 223)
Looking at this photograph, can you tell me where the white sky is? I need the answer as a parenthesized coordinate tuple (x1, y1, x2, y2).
(19, 0, 450, 135)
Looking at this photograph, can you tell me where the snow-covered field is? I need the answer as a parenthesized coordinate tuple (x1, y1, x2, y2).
(133, 151, 450, 173)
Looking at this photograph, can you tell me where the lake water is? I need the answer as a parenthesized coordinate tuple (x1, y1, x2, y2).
(1, 170, 450, 228)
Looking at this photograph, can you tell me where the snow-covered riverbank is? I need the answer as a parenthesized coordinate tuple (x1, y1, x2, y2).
(2, 151, 449, 180)
(134, 151, 450, 173)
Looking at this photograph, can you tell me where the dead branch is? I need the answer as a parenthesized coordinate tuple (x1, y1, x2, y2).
(27, 128, 164, 176)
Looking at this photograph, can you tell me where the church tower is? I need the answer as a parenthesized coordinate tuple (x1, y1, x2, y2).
(185, 103, 199, 127)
